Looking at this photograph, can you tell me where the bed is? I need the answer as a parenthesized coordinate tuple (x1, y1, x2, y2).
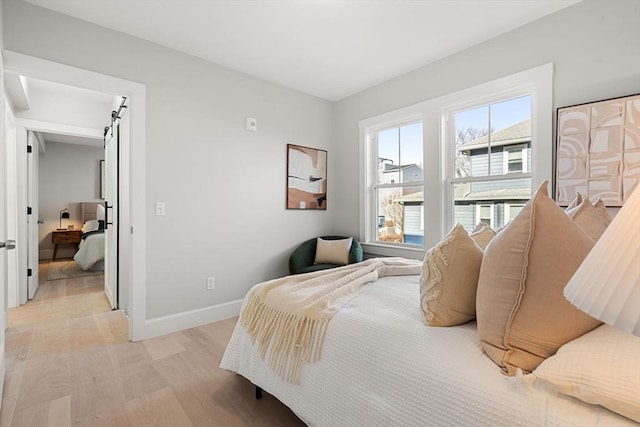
(221, 184, 639, 427)
(73, 202, 105, 271)
(221, 273, 636, 426)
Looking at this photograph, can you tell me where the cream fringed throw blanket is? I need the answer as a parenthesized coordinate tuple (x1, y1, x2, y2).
(240, 257, 422, 383)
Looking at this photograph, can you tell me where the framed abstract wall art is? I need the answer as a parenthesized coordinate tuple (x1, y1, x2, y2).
(555, 93, 640, 206)
(287, 144, 327, 210)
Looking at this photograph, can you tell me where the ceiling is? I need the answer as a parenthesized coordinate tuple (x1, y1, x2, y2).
(5, 73, 115, 147)
(23, 0, 581, 101)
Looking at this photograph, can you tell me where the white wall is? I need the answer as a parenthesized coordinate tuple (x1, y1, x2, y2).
(332, 0, 640, 238)
(3, 0, 334, 320)
(38, 141, 103, 259)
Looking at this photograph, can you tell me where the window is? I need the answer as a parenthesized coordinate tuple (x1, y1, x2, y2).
(361, 64, 552, 253)
(504, 144, 528, 174)
(449, 95, 533, 233)
(372, 122, 423, 246)
(505, 203, 526, 223)
(476, 204, 494, 227)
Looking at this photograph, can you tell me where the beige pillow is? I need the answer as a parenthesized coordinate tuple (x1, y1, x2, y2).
(593, 198, 613, 226)
(470, 223, 496, 250)
(476, 181, 601, 375)
(533, 325, 640, 423)
(420, 224, 482, 327)
(565, 192, 583, 211)
(566, 198, 607, 241)
(314, 237, 352, 265)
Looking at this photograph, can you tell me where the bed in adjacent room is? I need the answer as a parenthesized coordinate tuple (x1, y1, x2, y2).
(73, 202, 105, 271)
(220, 183, 639, 427)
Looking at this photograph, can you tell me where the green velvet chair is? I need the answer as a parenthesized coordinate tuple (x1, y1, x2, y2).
(288, 236, 363, 275)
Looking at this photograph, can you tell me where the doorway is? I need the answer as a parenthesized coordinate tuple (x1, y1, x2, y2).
(3, 50, 147, 341)
(6, 76, 118, 313)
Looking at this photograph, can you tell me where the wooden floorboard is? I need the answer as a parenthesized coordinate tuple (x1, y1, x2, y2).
(0, 260, 305, 426)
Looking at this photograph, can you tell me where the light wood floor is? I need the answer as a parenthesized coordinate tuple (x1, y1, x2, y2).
(0, 260, 305, 426)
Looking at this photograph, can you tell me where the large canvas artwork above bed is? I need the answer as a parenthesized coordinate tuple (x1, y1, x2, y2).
(555, 93, 640, 206)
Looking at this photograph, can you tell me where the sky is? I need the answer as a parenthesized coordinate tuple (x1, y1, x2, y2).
(454, 95, 531, 135)
(378, 95, 532, 168)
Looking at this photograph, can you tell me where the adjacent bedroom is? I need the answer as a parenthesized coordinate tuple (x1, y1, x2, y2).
(40, 143, 105, 276)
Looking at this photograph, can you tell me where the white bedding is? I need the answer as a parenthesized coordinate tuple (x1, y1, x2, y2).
(73, 232, 105, 271)
(220, 275, 636, 426)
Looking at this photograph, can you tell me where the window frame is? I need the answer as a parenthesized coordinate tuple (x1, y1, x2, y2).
(505, 202, 526, 223)
(360, 63, 553, 257)
(503, 143, 528, 174)
(475, 203, 495, 228)
(370, 118, 424, 249)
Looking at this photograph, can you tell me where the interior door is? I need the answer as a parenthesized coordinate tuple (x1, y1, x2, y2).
(104, 114, 120, 309)
(5, 105, 18, 308)
(27, 131, 39, 299)
(0, 60, 10, 404)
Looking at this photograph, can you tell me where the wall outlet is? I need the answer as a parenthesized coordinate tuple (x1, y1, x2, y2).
(206, 277, 216, 290)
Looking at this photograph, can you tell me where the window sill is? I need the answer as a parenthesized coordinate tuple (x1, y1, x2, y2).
(361, 242, 425, 260)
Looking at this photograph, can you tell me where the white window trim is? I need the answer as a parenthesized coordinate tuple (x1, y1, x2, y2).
(505, 202, 526, 223)
(360, 63, 553, 256)
(475, 203, 495, 228)
(503, 144, 528, 174)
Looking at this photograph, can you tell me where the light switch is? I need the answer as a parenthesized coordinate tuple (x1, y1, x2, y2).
(155, 202, 166, 216)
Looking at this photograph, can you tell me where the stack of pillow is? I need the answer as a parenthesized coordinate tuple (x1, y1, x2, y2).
(419, 180, 640, 422)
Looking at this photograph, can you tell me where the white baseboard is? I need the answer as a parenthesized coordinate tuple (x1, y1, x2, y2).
(141, 299, 243, 340)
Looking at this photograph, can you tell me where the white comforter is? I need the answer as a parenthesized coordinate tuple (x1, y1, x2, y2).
(73, 233, 104, 271)
(221, 274, 635, 427)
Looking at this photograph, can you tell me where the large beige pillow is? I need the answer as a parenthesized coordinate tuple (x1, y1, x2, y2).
(420, 224, 482, 327)
(470, 223, 496, 250)
(314, 237, 352, 265)
(566, 198, 607, 241)
(476, 181, 601, 375)
(533, 325, 640, 423)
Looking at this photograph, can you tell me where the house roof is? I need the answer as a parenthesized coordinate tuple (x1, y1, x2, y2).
(456, 187, 532, 201)
(395, 186, 531, 203)
(458, 119, 531, 151)
(395, 191, 424, 203)
(382, 163, 420, 172)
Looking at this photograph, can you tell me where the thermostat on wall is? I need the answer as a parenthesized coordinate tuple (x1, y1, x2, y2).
(246, 117, 257, 132)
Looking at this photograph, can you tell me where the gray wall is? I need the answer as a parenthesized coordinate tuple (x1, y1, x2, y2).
(332, 0, 640, 238)
(38, 141, 103, 258)
(3, 0, 334, 319)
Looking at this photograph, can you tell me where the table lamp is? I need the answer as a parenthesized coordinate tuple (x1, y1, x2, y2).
(564, 185, 640, 336)
(58, 208, 70, 230)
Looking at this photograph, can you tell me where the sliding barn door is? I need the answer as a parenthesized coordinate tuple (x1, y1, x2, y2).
(27, 132, 40, 299)
(104, 116, 120, 309)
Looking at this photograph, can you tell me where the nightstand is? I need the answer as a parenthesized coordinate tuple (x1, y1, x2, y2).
(52, 230, 83, 261)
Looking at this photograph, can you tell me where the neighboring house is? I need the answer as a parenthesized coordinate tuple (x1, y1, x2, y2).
(390, 120, 532, 243)
(455, 119, 532, 231)
(378, 161, 424, 243)
(378, 160, 423, 185)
